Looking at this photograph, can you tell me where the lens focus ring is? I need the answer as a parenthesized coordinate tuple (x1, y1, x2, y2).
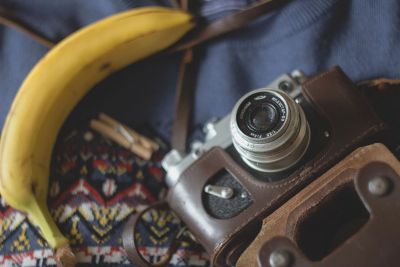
(230, 88, 310, 173)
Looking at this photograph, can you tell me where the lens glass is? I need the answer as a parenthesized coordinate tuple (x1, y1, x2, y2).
(236, 92, 287, 139)
(247, 103, 278, 133)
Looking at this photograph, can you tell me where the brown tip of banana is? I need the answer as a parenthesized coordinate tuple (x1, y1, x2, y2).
(55, 245, 76, 267)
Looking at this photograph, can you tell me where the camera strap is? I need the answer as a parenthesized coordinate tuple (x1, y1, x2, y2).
(170, 0, 289, 154)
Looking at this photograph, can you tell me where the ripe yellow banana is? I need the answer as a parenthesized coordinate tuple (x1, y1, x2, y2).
(0, 5, 194, 263)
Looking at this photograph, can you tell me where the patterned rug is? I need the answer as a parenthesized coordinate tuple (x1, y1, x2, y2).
(0, 126, 209, 267)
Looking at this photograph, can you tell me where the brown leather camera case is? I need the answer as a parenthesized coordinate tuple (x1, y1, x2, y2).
(166, 67, 387, 266)
(237, 143, 400, 267)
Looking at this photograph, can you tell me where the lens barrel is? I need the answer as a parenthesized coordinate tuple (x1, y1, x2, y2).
(230, 89, 310, 173)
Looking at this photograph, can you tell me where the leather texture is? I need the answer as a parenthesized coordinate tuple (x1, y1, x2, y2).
(122, 202, 178, 267)
(166, 67, 387, 266)
(236, 143, 400, 267)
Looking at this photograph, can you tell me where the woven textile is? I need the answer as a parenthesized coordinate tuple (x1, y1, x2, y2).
(0, 127, 209, 267)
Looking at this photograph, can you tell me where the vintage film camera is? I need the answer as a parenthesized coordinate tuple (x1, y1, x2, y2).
(162, 67, 386, 266)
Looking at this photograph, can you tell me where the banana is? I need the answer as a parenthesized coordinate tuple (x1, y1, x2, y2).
(0, 6, 194, 265)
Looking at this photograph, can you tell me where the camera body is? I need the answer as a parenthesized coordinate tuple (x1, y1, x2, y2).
(163, 70, 328, 220)
(163, 70, 312, 186)
(163, 67, 386, 266)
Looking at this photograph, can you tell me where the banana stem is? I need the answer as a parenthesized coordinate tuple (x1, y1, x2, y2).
(56, 244, 77, 267)
(28, 198, 69, 248)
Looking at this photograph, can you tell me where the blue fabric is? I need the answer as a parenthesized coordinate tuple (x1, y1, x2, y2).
(1, 0, 400, 140)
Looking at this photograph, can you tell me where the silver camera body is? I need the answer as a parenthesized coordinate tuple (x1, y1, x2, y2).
(162, 70, 308, 187)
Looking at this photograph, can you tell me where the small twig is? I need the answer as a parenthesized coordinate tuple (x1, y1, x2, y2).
(0, 8, 55, 48)
(358, 78, 400, 90)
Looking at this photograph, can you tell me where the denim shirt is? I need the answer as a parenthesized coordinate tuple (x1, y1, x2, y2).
(0, 0, 399, 142)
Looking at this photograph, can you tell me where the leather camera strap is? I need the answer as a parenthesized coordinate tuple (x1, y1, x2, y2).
(169, 0, 289, 53)
(170, 0, 289, 153)
(170, 0, 194, 154)
(122, 202, 180, 267)
(171, 48, 196, 154)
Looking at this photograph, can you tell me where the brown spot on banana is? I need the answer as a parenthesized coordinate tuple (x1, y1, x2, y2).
(99, 62, 111, 71)
(31, 181, 38, 195)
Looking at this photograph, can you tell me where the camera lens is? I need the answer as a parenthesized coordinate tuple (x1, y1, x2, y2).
(247, 103, 278, 133)
(230, 88, 310, 173)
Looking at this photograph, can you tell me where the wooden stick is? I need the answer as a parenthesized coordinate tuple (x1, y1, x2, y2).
(99, 113, 159, 151)
(90, 120, 152, 160)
